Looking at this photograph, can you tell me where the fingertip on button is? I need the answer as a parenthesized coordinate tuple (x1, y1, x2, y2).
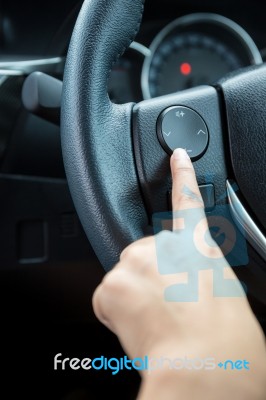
(172, 148, 191, 160)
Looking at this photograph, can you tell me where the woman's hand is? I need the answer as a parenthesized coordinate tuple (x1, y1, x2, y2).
(93, 149, 266, 400)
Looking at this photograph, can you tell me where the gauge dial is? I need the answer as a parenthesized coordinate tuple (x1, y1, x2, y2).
(142, 14, 262, 99)
(148, 33, 241, 97)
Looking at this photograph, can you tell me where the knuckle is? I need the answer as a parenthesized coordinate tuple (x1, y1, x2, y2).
(174, 192, 203, 209)
(123, 244, 142, 263)
(178, 192, 193, 204)
(172, 165, 194, 178)
(101, 269, 128, 295)
(120, 238, 149, 260)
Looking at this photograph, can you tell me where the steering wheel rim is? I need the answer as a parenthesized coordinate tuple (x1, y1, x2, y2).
(61, 0, 266, 271)
(61, 0, 148, 270)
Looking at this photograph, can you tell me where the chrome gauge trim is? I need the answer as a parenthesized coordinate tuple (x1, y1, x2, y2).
(227, 180, 266, 262)
(129, 41, 151, 57)
(141, 13, 262, 100)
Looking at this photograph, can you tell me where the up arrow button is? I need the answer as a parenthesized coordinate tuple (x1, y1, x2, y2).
(197, 129, 207, 135)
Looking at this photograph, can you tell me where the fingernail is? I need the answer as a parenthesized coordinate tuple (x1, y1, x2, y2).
(173, 148, 190, 161)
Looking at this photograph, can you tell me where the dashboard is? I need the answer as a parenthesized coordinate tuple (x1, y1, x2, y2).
(1, 0, 266, 107)
(109, 12, 263, 103)
(0, 0, 265, 180)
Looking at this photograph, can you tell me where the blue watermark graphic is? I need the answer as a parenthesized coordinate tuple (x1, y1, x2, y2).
(153, 201, 248, 302)
(54, 353, 250, 375)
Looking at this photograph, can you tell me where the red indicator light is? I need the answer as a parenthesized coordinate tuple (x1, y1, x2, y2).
(180, 62, 192, 76)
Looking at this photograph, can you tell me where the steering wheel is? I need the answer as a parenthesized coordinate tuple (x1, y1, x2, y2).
(61, 0, 266, 271)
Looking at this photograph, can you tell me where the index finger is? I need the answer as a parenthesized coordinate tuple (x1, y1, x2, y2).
(170, 148, 205, 230)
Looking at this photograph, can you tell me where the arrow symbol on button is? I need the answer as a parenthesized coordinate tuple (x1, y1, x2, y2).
(163, 131, 171, 137)
(197, 130, 207, 135)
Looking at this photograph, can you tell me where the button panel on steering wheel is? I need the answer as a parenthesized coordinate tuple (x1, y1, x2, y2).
(157, 106, 209, 160)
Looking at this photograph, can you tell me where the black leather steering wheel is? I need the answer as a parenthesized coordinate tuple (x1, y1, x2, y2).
(61, 0, 266, 271)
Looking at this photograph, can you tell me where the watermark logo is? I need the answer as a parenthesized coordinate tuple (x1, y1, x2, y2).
(153, 188, 249, 302)
(54, 354, 250, 375)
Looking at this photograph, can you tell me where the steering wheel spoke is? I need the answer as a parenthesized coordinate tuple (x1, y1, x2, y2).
(133, 86, 227, 215)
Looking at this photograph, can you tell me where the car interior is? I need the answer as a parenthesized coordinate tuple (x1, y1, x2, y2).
(0, 0, 265, 398)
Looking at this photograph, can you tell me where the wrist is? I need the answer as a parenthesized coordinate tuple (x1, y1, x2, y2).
(137, 371, 178, 400)
(137, 369, 186, 400)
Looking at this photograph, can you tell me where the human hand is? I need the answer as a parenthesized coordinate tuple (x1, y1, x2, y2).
(93, 148, 266, 400)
